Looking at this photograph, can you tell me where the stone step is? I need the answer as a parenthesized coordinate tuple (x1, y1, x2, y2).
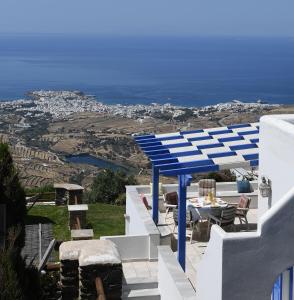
(122, 287, 160, 300)
(123, 277, 158, 290)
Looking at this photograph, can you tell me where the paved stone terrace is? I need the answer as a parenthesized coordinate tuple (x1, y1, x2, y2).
(122, 260, 158, 281)
(122, 207, 257, 290)
(122, 209, 258, 290)
(165, 208, 258, 287)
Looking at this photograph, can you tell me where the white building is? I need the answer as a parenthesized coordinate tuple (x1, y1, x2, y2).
(100, 114, 294, 300)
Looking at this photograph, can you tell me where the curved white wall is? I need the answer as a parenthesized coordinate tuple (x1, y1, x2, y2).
(197, 187, 294, 300)
(259, 115, 294, 218)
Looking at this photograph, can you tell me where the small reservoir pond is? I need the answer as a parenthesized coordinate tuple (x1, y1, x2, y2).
(65, 154, 130, 172)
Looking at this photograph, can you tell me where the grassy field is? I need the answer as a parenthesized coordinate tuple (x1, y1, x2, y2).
(25, 203, 125, 241)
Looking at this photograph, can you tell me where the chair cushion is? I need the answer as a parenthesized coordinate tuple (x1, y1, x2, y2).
(236, 195, 250, 217)
(141, 193, 151, 210)
(237, 180, 251, 193)
(239, 194, 250, 208)
(199, 179, 216, 197)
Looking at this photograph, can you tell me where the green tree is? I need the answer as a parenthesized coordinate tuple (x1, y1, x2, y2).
(87, 169, 137, 205)
(0, 144, 42, 300)
(0, 246, 23, 300)
(0, 143, 27, 248)
(0, 228, 42, 300)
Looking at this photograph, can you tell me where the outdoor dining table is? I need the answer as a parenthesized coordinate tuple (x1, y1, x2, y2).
(187, 197, 228, 222)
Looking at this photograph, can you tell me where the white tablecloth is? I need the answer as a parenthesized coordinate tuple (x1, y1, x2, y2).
(187, 198, 228, 221)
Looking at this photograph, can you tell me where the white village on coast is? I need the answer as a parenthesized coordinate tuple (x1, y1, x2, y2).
(0, 90, 278, 120)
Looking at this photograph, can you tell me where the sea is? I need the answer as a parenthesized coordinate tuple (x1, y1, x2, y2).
(0, 35, 294, 106)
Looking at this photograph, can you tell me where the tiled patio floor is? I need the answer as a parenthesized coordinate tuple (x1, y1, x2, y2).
(122, 209, 257, 291)
(122, 260, 158, 280)
(162, 208, 258, 288)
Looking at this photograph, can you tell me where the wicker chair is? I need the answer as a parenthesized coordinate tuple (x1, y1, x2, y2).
(163, 191, 178, 220)
(234, 195, 251, 230)
(198, 179, 216, 197)
(173, 208, 199, 243)
(207, 206, 237, 237)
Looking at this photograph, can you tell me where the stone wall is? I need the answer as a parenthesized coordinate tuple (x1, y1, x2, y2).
(59, 240, 122, 300)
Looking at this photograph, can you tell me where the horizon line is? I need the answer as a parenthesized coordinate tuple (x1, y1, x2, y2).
(0, 32, 293, 39)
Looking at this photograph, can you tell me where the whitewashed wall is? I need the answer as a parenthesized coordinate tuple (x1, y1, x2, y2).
(258, 115, 294, 218)
(196, 226, 224, 300)
(125, 186, 155, 235)
(197, 187, 294, 300)
(105, 186, 160, 261)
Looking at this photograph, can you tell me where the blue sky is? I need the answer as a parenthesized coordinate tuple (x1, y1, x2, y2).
(0, 0, 294, 37)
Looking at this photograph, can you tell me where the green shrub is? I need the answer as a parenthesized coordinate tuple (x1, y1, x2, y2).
(0, 247, 23, 300)
(25, 184, 54, 195)
(86, 169, 137, 205)
(0, 229, 42, 300)
(115, 193, 126, 206)
(205, 170, 236, 182)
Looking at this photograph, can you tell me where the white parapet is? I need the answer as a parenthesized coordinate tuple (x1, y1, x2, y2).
(100, 186, 161, 261)
(100, 235, 149, 261)
(197, 186, 294, 300)
(259, 114, 294, 218)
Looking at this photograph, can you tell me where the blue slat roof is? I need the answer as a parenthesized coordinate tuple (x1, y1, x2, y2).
(134, 122, 259, 176)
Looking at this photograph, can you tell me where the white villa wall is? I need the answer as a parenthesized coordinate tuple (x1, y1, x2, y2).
(196, 115, 294, 300)
(259, 115, 294, 218)
(197, 185, 294, 300)
(196, 226, 224, 300)
(110, 186, 161, 261)
(126, 187, 154, 236)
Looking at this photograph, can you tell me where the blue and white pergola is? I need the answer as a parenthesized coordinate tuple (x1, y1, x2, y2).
(135, 122, 259, 271)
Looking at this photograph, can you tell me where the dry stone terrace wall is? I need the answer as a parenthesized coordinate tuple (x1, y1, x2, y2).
(15, 160, 63, 187)
(0, 143, 74, 187)
(12, 145, 60, 162)
(21, 174, 53, 187)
